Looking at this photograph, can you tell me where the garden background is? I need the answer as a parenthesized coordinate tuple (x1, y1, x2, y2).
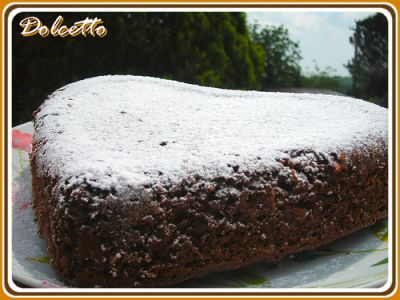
(12, 12, 388, 126)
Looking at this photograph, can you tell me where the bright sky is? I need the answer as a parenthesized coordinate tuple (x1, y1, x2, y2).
(247, 11, 377, 76)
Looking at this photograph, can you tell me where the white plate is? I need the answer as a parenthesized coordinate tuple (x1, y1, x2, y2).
(11, 122, 389, 289)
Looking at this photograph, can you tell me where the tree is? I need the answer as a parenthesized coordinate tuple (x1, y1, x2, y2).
(250, 23, 302, 89)
(346, 13, 388, 107)
(301, 65, 341, 91)
(12, 12, 265, 125)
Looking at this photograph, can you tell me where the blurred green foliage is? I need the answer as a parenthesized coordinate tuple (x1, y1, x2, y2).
(12, 12, 265, 125)
(250, 24, 302, 89)
(12, 12, 387, 126)
(346, 13, 388, 107)
(300, 65, 352, 95)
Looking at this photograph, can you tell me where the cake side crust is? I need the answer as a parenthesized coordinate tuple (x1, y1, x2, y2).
(30, 141, 388, 287)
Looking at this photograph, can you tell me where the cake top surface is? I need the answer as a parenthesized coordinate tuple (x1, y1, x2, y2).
(33, 75, 388, 195)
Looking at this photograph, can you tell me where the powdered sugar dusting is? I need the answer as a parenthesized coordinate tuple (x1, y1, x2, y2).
(32, 75, 388, 196)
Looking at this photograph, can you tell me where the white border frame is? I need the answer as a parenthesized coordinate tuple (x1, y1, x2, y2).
(3, 2, 397, 297)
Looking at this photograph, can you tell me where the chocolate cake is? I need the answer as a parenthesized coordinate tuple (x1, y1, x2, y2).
(30, 76, 388, 287)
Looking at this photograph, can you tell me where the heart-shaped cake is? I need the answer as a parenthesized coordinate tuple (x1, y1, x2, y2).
(30, 76, 388, 287)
